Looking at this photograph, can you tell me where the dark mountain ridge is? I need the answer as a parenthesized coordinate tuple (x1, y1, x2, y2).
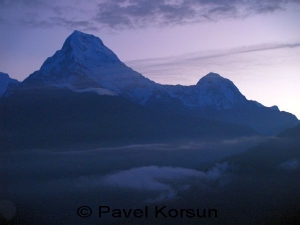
(0, 87, 257, 150)
(0, 72, 19, 96)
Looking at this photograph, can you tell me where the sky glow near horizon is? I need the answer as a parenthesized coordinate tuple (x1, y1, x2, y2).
(0, 0, 299, 118)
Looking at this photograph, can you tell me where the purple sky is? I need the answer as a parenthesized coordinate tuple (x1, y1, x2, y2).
(0, 0, 299, 118)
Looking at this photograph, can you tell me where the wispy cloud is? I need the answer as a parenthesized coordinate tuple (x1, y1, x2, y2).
(101, 163, 229, 202)
(279, 159, 300, 170)
(127, 42, 300, 65)
(125, 42, 300, 85)
(0, 0, 299, 30)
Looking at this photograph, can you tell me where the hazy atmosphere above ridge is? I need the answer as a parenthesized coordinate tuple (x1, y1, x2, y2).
(0, 0, 299, 118)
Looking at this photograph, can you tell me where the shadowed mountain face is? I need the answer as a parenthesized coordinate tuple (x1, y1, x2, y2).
(0, 72, 19, 96)
(4, 30, 299, 136)
(217, 124, 300, 225)
(278, 124, 300, 139)
(224, 123, 300, 175)
(0, 88, 257, 151)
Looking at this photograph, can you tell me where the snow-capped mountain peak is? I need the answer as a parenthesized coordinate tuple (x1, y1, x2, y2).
(165, 72, 247, 110)
(38, 30, 122, 80)
(197, 72, 234, 86)
(195, 72, 247, 108)
(196, 72, 222, 85)
(61, 30, 121, 64)
(23, 30, 159, 101)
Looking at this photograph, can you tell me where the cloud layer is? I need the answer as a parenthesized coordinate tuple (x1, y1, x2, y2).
(0, 0, 299, 30)
(95, 0, 299, 29)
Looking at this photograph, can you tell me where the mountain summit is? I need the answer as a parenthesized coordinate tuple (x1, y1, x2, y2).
(164, 72, 247, 110)
(197, 72, 247, 108)
(23, 30, 159, 103)
(196, 72, 223, 85)
(7, 30, 299, 135)
(61, 30, 121, 64)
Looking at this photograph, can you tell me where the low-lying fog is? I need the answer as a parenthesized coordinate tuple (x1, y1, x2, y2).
(1, 136, 299, 225)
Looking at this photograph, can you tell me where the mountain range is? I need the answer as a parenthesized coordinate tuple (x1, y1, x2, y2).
(1, 30, 299, 150)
